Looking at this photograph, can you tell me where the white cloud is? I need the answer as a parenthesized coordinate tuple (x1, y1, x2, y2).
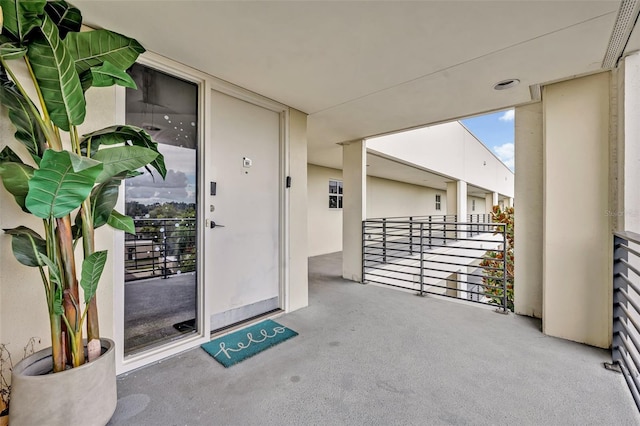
(498, 109, 515, 122)
(493, 142, 514, 170)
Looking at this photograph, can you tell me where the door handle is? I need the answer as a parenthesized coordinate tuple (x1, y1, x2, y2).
(210, 221, 225, 229)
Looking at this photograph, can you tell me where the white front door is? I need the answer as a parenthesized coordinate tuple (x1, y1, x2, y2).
(208, 90, 282, 330)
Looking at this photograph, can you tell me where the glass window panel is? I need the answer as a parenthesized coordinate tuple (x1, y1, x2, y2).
(329, 181, 338, 194)
(329, 195, 338, 208)
(124, 63, 199, 356)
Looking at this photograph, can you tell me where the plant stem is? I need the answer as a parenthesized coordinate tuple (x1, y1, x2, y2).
(74, 124, 101, 358)
(81, 199, 101, 355)
(56, 216, 85, 366)
(49, 313, 64, 373)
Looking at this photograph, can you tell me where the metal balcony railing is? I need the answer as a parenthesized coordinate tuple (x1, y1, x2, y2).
(124, 218, 197, 281)
(612, 231, 640, 411)
(363, 215, 509, 312)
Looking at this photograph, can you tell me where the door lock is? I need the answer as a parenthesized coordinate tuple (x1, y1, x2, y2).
(210, 221, 225, 229)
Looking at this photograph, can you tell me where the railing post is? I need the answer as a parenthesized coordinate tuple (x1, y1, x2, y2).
(420, 222, 425, 296)
(502, 224, 508, 313)
(362, 221, 367, 284)
(382, 218, 387, 264)
(163, 228, 168, 279)
(409, 216, 414, 256)
(428, 215, 432, 247)
(455, 214, 458, 241)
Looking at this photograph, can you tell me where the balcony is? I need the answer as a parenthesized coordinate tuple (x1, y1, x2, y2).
(108, 252, 638, 425)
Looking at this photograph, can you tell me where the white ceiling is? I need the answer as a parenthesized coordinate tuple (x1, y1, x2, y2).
(74, 1, 636, 169)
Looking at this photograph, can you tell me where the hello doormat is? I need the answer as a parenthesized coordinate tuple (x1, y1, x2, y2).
(201, 319, 298, 367)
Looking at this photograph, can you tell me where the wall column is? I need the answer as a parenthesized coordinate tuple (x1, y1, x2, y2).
(447, 181, 468, 219)
(288, 109, 309, 311)
(342, 140, 366, 282)
(485, 192, 498, 214)
(621, 52, 640, 233)
(514, 103, 543, 318)
(446, 180, 467, 238)
(543, 72, 611, 348)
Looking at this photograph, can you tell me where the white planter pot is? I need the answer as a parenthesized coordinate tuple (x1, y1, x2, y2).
(10, 338, 117, 426)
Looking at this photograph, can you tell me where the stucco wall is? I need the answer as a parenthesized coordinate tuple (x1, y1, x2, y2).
(467, 196, 486, 215)
(367, 121, 514, 198)
(308, 164, 344, 256)
(543, 72, 611, 348)
(0, 85, 117, 356)
(367, 176, 446, 219)
(308, 164, 448, 256)
(514, 103, 543, 319)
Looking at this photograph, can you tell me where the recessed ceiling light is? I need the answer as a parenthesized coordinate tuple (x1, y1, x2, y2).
(493, 79, 520, 90)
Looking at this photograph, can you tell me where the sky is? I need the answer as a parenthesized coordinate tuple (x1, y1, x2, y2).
(126, 144, 196, 206)
(460, 109, 514, 171)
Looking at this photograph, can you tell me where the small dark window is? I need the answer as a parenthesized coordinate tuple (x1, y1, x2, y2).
(329, 180, 343, 209)
(435, 194, 441, 211)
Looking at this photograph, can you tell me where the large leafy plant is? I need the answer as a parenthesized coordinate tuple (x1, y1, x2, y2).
(0, 0, 165, 372)
(480, 205, 514, 311)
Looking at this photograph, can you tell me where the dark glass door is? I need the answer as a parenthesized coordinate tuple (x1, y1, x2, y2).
(123, 63, 199, 355)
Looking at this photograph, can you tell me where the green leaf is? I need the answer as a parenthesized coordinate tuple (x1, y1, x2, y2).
(0, 41, 27, 60)
(92, 145, 158, 183)
(63, 29, 144, 75)
(0, 69, 47, 163)
(3, 226, 46, 266)
(81, 125, 166, 178)
(44, 0, 81, 39)
(0, 0, 46, 42)
(85, 61, 137, 90)
(91, 173, 125, 228)
(0, 160, 34, 210)
(107, 210, 134, 234)
(80, 250, 106, 304)
(25, 149, 102, 219)
(37, 251, 60, 284)
(28, 14, 85, 131)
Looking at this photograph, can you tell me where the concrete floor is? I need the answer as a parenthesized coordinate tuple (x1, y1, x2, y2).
(109, 252, 639, 425)
(124, 274, 197, 353)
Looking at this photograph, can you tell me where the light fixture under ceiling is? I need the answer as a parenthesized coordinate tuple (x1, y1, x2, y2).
(493, 79, 520, 90)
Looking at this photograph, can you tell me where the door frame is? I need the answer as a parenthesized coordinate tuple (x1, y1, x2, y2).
(113, 52, 290, 374)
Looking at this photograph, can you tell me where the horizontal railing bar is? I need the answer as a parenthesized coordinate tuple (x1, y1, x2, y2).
(617, 273, 640, 296)
(363, 221, 497, 226)
(363, 247, 506, 262)
(363, 271, 507, 293)
(617, 336, 640, 377)
(365, 215, 456, 221)
(363, 253, 506, 271)
(615, 231, 640, 246)
(364, 254, 504, 275)
(616, 241, 640, 259)
(619, 259, 640, 280)
(617, 352, 640, 411)
(618, 303, 640, 344)
(618, 319, 640, 366)
(363, 258, 507, 277)
(365, 243, 503, 254)
(363, 278, 501, 307)
(616, 288, 640, 320)
(363, 235, 504, 245)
